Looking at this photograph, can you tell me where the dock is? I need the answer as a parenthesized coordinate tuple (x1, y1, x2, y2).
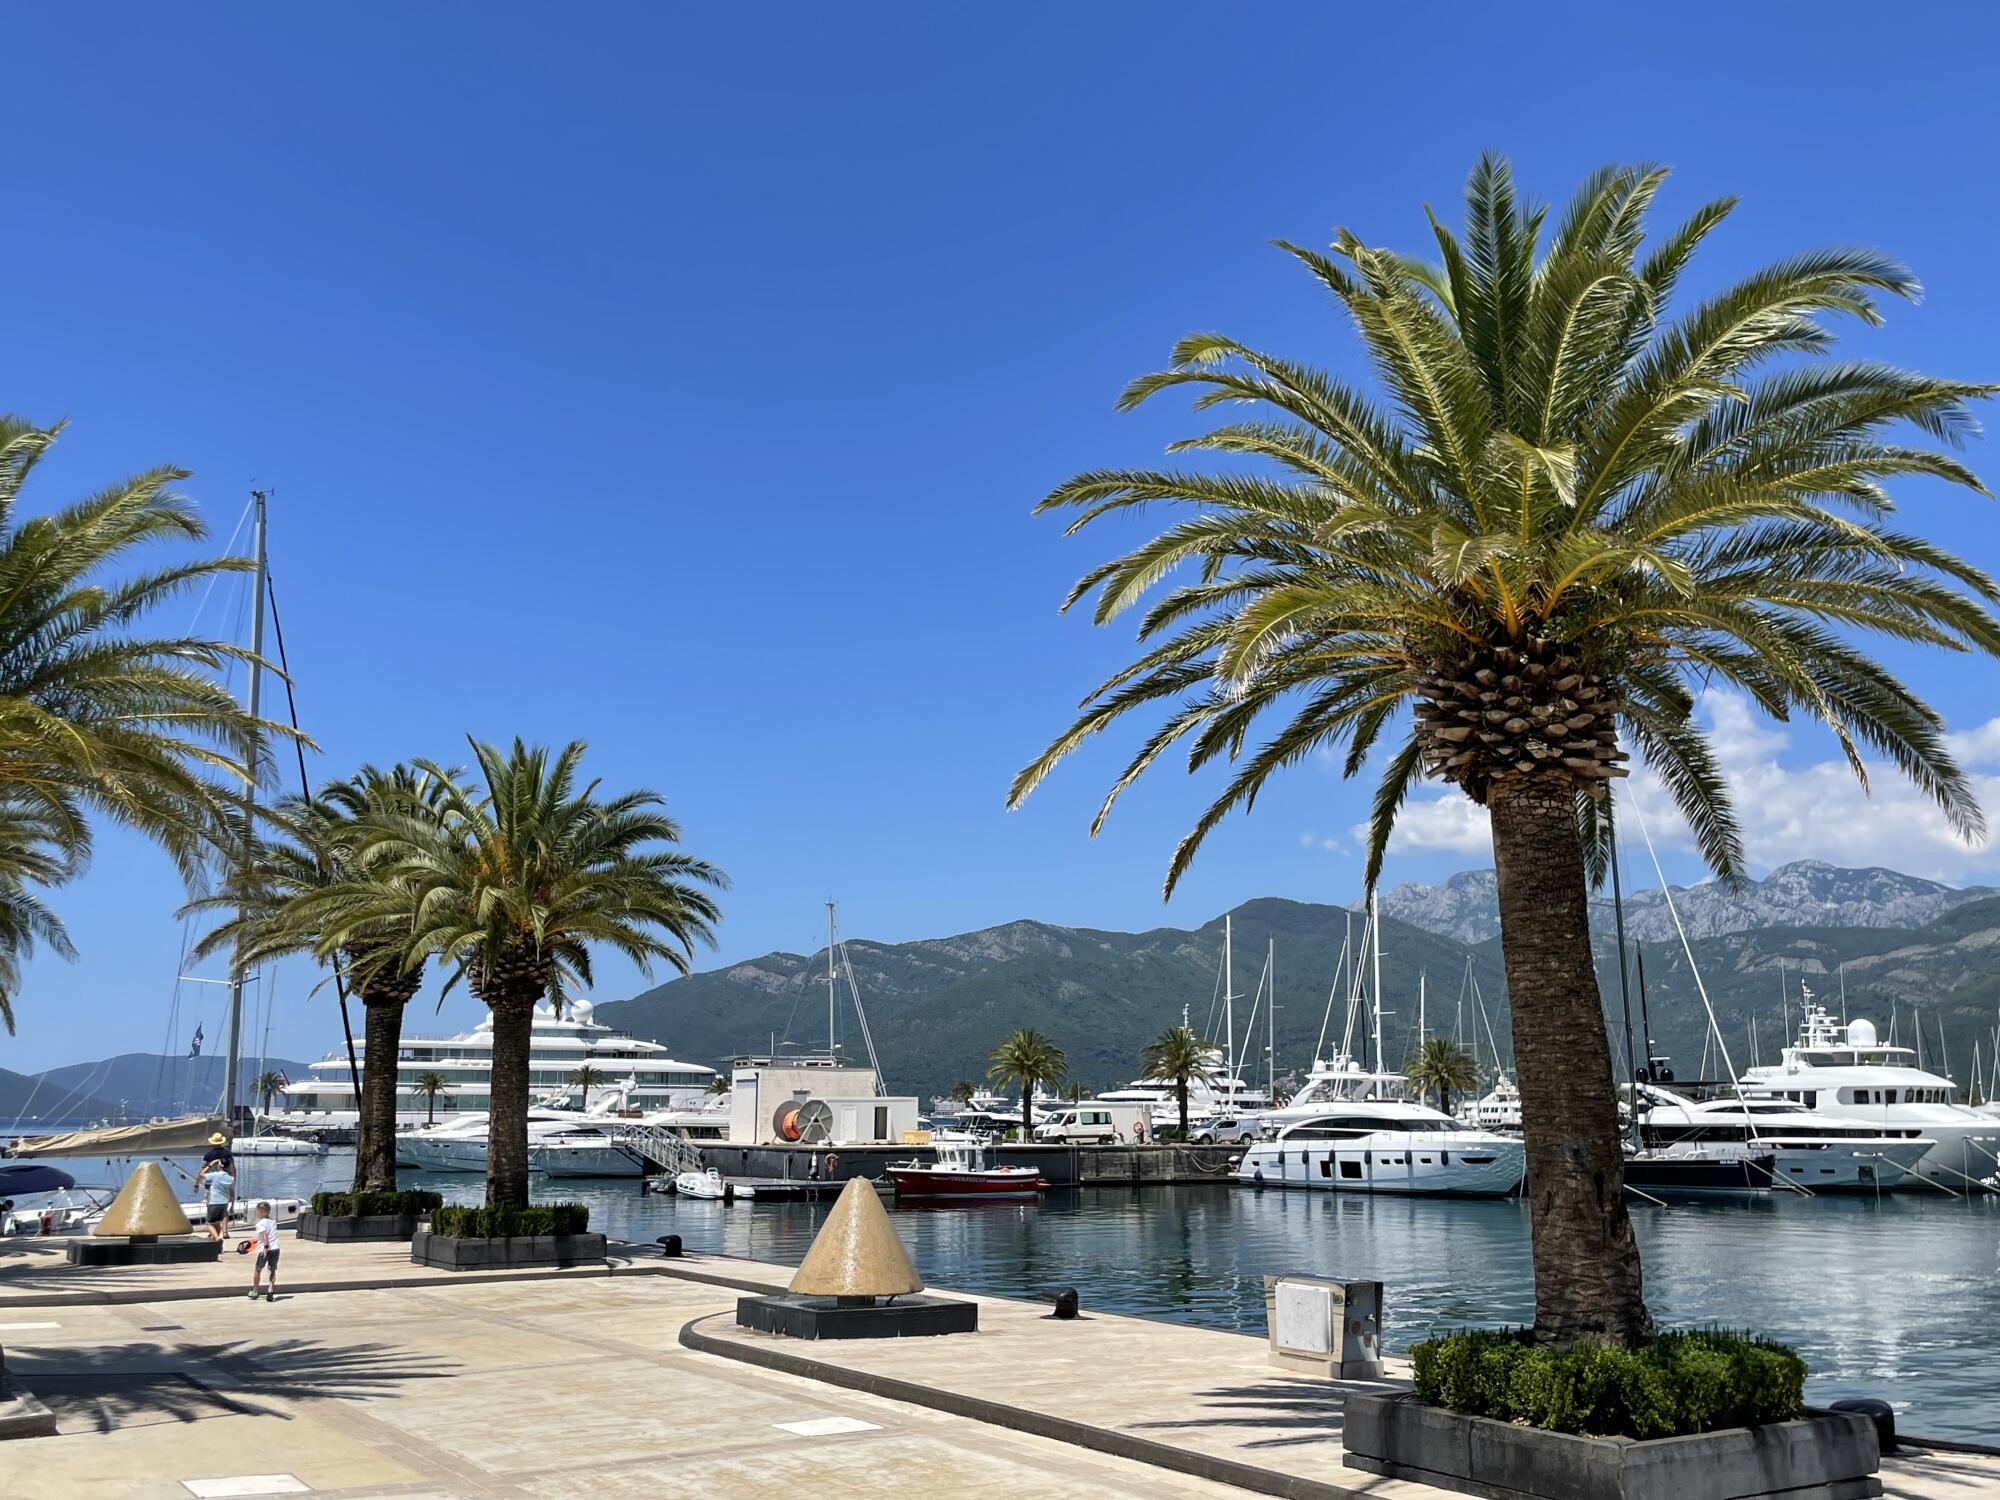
(1, 1235, 1993, 1499)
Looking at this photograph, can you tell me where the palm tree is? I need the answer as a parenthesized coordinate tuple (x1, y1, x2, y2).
(1140, 1025, 1216, 1137)
(948, 1079, 977, 1107)
(1010, 159, 2000, 1347)
(0, 418, 295, 1024)
(412, 1069, 448, 1125)
(185, 766, 450, 1194)
(311, 738, 726, 1208)
(987, 1029, 1065, 1140)
(1061, 1079, 1089, 1102)
(570, 1065, 605, 1113)
(705, 1074, 731, 1096)
(1405, 1037, 1481, 1116)
(251, 1070, 289, 1115)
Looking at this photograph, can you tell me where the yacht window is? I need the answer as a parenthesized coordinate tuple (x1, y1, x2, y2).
(1319, 1157, 1333, 1179)
(1804, 1093, 1817, 1108)
(1339, 1159, 1362, 1180)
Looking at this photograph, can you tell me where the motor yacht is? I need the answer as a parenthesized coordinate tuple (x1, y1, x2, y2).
(1634, 1084, 1931, 1191)
(1236, 1099, 1523, 1196)
(1738, 1004, 2000, 1191)
(888, 1139, 1048, 1199)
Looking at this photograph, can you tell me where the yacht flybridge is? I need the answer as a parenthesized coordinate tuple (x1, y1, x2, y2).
(280, 998, 722, 1126)
(1738, 1003, 2000, 1191)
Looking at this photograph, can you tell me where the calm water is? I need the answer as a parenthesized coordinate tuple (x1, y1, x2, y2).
(14, 1146, 2000, 1442)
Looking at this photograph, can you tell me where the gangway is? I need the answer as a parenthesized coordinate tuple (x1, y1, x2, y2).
(614, 1120, 706, 1175)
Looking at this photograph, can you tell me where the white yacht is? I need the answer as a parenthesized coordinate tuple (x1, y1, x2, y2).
(399, 1104, 630, 1174)
(1634, 1085, 1932, 1191)
(1463, 1074, 1522, 1132)
(1738, 1005, 2000, 1191)
(1100, 1050, 1272, 1122)
(1237, 1099, 1523, 1196)
(278, 998, 719, 1125)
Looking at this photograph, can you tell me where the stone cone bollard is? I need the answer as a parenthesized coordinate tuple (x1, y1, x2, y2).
(92, 1162, 192, 1238)
(788, 1177, 922, 1297)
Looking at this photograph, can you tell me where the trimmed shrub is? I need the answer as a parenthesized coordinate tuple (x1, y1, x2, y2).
(1410, 1327, 1805, 1439)
(429, 1203, 591, 1238)
(309, 1190, 444, 1218)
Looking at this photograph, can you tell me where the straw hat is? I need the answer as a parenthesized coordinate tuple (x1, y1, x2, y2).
(208, 1132, 229, 1146)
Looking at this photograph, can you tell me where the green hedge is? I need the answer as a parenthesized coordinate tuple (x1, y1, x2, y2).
(1411, 1327, 1806, 1440)
(309, 1190, 444, 1218)
(429, 1203, 591, 1238)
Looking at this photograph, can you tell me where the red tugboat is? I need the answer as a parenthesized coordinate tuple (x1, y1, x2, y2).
(886, 1139, 1049, 1200)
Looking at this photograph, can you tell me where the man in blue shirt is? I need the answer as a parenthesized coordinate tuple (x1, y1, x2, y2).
(200, 1162, 236, 1242)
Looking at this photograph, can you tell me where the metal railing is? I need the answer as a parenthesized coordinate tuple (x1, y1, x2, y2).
(614, 1120, 705, 1175)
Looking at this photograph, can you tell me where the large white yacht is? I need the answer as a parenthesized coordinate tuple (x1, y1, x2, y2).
(1236, 1099, 1523, 1196)
(1633, 1084, 1932, 1192)
(1737, 1004, 2000, 1191)
(278, 999, 720, 1125)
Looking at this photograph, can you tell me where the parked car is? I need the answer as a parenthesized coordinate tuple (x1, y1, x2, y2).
(1190, 1115, 1261, 1145)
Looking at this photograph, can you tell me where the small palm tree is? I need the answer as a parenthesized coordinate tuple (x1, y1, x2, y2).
(251, 1070, 289, 1115)
(570, 1065, 605, 1113)
(1061, 1079, 1088, 1102)
(186, 765, 450, 1193)
(309, 738, 727, 1208)
(0, 419, 298, 1026)
(1140, 1025, 1216, 1137)
(948, 1080, 977, 1107)
(412, 1069, 448, 1125)
(1010, 159, 2000, 1347)
(705, 1074, 731, 1096)
(1405, 1037, 1481, 1116)
(987, 1029, 1065, 1139)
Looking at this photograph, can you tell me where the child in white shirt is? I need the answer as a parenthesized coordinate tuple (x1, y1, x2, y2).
(248, 1203, 281, 1302)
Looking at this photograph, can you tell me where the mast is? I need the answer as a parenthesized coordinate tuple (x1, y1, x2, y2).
(221, 491, 267, 1134)
(1417, 971, 1426, 1051)
(1635, 945, 1656, 1084)
(1223, 915, 1236, 1096)
(826, 899, 837, 1061)
(1370, 888, 1384, 1075)
(1266, 938, 1276, 1104)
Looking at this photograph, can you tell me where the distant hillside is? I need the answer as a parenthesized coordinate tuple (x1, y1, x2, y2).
(23, 1053, 315, 1121)
(0, 1065, 115, 1122)
(600, 899, 1511, 1105)
(1376, 861, 1997, 946)
(603, 890, 2000, 1105)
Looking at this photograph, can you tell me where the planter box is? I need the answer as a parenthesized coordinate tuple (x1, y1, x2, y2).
(296, 1210, 422, 1243)
(409, 1228, 606, 1271)
(1343, 1391, 1881, 1500)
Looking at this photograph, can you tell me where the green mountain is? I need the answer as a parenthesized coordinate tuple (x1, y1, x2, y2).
(0, 1065, 116, 1122)
(17, 1053, 314, 1122)
(602, 892, 2000, 1105)
(601, 898, 1511, 1104)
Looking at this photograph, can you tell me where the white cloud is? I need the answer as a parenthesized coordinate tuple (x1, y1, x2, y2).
(1355, 693, 2000, 881)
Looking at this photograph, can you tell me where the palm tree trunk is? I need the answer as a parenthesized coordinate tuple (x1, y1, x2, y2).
(1178, 1079, 1190, 1136)
(352, 997, 406, 1193)
(1022, 1076, 1034, 1141)
(426, 1094, 436, 1126)
(485, 992, 538, 1208)
(1489, 777, 1651, 1348)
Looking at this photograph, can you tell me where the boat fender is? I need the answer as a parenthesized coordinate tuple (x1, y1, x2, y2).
(824, 1153, 839, 1176)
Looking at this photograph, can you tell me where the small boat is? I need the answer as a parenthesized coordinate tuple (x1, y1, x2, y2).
(887, 1140, 1048, 1199)
(674, 1167, 752, 1200)
(231, 1136, 329, 1157)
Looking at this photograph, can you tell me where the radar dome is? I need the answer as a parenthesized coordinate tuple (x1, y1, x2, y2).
(570, 997, 595, 1025)
(1847, 1018, 1878, 1048)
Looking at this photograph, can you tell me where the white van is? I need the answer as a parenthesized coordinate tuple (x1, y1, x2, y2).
(1033, 1103, 1148, 1144)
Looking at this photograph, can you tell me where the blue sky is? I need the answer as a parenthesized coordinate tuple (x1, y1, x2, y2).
(7, 5, 2000, 1075)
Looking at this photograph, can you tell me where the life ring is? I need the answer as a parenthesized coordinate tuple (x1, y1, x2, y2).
(824, 1153, 839, 1175)
(1131, 1122, 1146, 1142)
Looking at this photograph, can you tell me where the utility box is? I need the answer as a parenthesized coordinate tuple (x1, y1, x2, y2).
(1263, 1273, 1382, 1379)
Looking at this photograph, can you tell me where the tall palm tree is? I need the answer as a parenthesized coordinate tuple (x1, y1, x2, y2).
(0, 418, 294, 1022)
(311, 738, 726, 1208)
(570, 1065, 605, 1113)
(1010, 159, 2000, 1347)
(185, 766, 449, 1194)
(1140, 1025, 1216, 1137)
(251, 1070, 289, 1115)
(987, 1029, 1065, 1139)
(1405, 1037, 1481, 1116)
(413, 1069, 448, 1125)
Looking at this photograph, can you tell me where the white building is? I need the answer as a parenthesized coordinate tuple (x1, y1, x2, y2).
(725, 1053, 918, 1145)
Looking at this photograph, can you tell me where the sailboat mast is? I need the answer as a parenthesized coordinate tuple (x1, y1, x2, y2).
(1223, 915, 1236, 1095)
(1370, 888, 1384, 1074)
(221, 490, 267, 1133)
(1266, 937, 1276, 1103)
(826, 899, 837, 1061)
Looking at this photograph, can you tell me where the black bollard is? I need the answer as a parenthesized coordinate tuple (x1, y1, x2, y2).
(657, 1234, 683, 1258)
(1829, 1398, 1896, 1454)
(1046, 1287, 1079, 1320)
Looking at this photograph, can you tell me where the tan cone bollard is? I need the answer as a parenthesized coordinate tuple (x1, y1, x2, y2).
(92, 1162, 192, 1238)
(788, 1177, 923, 1298)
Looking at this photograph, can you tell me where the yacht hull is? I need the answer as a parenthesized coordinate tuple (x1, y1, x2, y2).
(533, 1143, 644, 1178)
(1236, 1138, 1522, 1197)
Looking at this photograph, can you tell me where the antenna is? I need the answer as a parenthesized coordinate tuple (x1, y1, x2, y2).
(826, 899, 837, 1061)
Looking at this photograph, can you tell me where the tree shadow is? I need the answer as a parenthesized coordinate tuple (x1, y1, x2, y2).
(1124, 1377, 1406, 1451)
(10, 1336, 457, 1435)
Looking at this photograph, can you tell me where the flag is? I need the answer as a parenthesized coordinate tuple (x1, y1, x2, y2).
(188, 1025, 204, 1058)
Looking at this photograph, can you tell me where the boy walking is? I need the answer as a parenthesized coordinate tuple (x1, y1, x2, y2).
(248, 1203, 280, 1302)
